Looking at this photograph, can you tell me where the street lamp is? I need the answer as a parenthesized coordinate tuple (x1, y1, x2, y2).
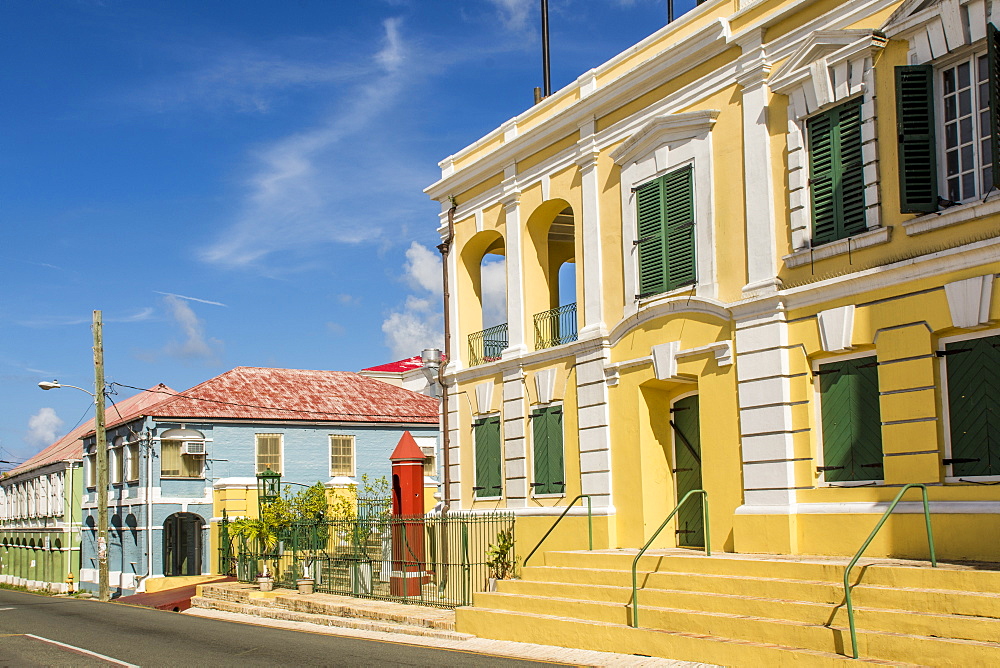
(256, 468, 282, 512)
(37, 310, 109, 602)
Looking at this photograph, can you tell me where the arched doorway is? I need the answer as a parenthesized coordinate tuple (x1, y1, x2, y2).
(163, 512, 204, 576)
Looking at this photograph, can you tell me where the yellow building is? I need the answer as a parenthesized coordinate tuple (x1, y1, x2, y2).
(425, 0, 1000, 661)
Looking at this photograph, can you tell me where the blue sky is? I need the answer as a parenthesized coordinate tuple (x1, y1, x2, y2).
(0, 0, 696, 468)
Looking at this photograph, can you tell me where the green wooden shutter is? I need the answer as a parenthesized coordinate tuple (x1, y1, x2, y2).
(809, 99, 866, 244)
(531, 407, 564, 494)
(989, 23, 1000, 189)
(945, 335, 1000, 477)
(663, 165, 696, 290)
(636, 179, 665, 297)
(474, 416, 502, 497)
(819, 356, 883, 482)
(896, 65, 938, 213)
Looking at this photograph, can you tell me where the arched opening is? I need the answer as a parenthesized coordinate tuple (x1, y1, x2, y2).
(460, 230, 507, 366)
(525, 201, 578, 350)
(163, 512, 204, 577)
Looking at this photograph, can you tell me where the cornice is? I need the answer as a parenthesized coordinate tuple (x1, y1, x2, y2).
(609, 109, 720, 166)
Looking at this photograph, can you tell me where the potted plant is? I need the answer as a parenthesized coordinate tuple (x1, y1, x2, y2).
(229, 518, 278, 591)
(485, 527, 517, 592)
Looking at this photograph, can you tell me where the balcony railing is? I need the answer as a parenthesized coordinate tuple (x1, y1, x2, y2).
(534, 303, 578, 350)
(468, 323, 508, 366)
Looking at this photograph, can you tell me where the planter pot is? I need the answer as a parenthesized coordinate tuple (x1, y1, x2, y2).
(296, 578, 315, 595)
(487, 577, 498, 592)
(257, 577, 274, 592)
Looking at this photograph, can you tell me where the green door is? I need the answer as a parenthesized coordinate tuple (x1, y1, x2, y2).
(670, 394, 703, 548)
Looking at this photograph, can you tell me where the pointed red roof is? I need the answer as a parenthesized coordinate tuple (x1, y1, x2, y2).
(390, 431, 427, 461)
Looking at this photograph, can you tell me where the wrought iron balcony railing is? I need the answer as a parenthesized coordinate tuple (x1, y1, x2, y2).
(468, 323, 508, 366)
(534, 302, 578, 350)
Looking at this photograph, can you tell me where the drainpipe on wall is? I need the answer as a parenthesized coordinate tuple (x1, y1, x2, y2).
(437, 198, 457, 514)
(132, 430, 155, 592)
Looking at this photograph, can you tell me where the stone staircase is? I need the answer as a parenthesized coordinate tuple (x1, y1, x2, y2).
(456, 549, 1000, 666)
(191, 582, 472, 641)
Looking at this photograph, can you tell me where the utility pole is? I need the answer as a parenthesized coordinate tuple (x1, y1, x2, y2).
(93, 310, 109, 602)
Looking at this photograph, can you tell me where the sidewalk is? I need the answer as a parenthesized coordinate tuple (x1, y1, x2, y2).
(187, 582, 713, 667)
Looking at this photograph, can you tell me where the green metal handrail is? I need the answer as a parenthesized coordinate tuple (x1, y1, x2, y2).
(631, 489, 709, 628)
(843, 483, 936, 659)
(522, 495, 593, 567)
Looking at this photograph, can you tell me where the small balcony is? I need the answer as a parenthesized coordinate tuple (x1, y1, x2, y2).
(534, 303, 578, 350)
(469, 323, 508, 366)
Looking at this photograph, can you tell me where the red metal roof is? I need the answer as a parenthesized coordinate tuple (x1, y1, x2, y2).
(9, 384, 174, 477)
(141, 367, 439, 424)
(361, 356, 424, 373)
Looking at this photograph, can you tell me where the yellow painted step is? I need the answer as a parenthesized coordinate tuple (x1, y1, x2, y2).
(466, 593, 1000, 664)
(492, 579, 1000, 642)
(456, 607, 906, 667)
(540, 551, 1000, 593)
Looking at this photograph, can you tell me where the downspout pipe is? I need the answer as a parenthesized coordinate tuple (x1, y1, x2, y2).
(541, 0, 551, 98)
(436, 198, 457, 514)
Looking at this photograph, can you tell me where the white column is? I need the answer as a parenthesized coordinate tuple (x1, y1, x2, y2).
(503, 367, 528, 507)
(501, 167, 527, 356)
(735, 30, 781, 296)
(577, 121, 607, 339)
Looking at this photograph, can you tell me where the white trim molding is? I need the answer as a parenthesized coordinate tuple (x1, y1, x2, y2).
(651, 340, 733, 382)
(944, 274, 995, 328)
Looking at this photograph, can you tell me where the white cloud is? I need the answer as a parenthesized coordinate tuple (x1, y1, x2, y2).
(381, 243, 444, 359)
(26, 407, 63, 447)
(162, 295, 223, 363)
(480, 256, 507, 328)
(489, 0, 534, 30)
(200, 18, 420, 270)
(403, 242, 442, 296)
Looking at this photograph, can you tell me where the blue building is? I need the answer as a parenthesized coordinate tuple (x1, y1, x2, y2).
(79, 367, 439, 596)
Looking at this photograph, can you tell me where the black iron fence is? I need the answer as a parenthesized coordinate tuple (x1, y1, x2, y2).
(219, 511, 515, 609)
(533, 302, 578, 349)
(468, 323, 508, 366)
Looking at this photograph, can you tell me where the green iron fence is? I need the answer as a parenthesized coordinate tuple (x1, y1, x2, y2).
(220, 511, 515, 609)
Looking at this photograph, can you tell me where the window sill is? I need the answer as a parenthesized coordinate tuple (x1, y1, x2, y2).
(784, 227, 891, 268)
(531, 492, 566, 499)
(819, 479, 884, 488)
(473, 495, 503, 501)
(945, 475, 1000, 484)
(902, 191, 1000, 236)
(160, 477, 206, 481)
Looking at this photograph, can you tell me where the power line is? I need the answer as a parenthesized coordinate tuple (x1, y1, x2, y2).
(108, 382, 439, 423)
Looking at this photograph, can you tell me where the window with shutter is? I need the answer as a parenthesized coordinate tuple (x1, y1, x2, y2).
(896, 65, 938, 212)
(473, 415, 502, 498)
(944, 334, 1000, 477)
(818, 356, 884, 483)
(531, 406, 564, 495)
(808, 98, 866, 245)
(636, 165, 695, 298)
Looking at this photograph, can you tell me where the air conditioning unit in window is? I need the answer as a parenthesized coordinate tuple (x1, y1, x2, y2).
(181, 441, 206, 456)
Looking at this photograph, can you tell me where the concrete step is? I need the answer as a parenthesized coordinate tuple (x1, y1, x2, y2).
(191, 596, 473, 641)
(491, 579, 1000, 642)
(467, 592, 1000, 662)
(455, 607, 909, 667)
(195, 582, 458, 631)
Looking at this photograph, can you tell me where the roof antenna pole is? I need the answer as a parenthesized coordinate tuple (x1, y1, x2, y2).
(668, 0, 675, 24)
(541, 0, 551, 98)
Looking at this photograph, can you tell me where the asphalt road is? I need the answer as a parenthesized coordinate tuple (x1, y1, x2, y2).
(0, 589, 553, 667)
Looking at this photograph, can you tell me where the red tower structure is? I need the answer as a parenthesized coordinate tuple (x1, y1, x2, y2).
(389, 431, 427, 596)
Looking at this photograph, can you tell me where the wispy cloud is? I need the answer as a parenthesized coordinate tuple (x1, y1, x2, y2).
(161, 295, 223, 363)
(154, 291, 227, 307)
(199, 17, 421, 270)
(26, 407, 63, 447)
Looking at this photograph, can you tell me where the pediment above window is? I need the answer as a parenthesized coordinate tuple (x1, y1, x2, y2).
(769, 30, 886, 120)
(884, 0, 994, 64)
(610, 109, 719, 167)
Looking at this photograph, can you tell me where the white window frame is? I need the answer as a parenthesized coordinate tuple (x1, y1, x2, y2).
(255, 433, 283, 475)
(938, 327, 1000, 484)
(160, 439, 206, 479)
(328, 435, 356, 478)
(936, 48, 994, 204)
(414, 436, 438, 479)
(811, 349, 885, 487)
(612, 110, 719, 314)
